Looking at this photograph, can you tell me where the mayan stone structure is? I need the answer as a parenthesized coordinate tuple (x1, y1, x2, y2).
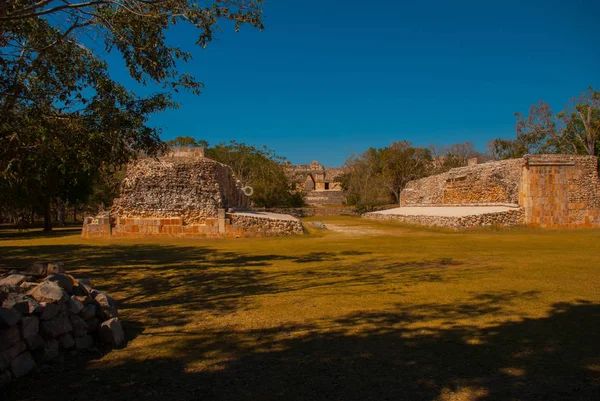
(366, 154, 600, 229)
(82, 148, 303, 238)
(286, 161, 345, 206)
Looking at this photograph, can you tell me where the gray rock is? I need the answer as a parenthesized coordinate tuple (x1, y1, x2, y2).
(95, 293, 118, 320)
(19, 282, 38, 292)
(24, 262, 48, 277)
(45, 274, 75, 294)
(0, 341, 26, 371)
(2, 293, 42, 315)
(10, 351, 36, 378)
(80, 304, 97, 320)
(39, 302, 60, 321)
(74, 335, 94, 350)
(85, 317, 100, 333)
(310, 221, 327, 230)
(76, 278, 93, 288)
(0, 326, 21, 352)
(28, 281, 68, 304)
(0, 307, 21, 329)
(99, 318, 125, 345)
(71, 283, 90, 297)
(46, 262, 65, 275)
(0, 274, 26, 288)
(19, 316, 39, 340)
(0, 369, 11, 387)
(67, 296, 84, 314)
(58, 334, 74, 349)
(69, 314, 87, 338)
(33, 339, 59, 363)
(40, 313, 72, 338)
(24, 334, 44, 350)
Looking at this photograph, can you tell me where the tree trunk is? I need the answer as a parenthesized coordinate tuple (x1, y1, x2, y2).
(57, 199, 65, 227)
(73, 206, 77, 222)
(43, 202, 52, 232)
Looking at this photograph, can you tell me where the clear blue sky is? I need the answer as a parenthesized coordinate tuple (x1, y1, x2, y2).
(113, 0, 600, 166)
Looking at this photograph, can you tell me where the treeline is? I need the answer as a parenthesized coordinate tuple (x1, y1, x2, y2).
(340, 141, 488, 212)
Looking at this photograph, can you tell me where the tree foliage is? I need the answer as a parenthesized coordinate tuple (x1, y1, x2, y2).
(341, 142, 432, 211)
(489, 88, 600, 159)
(0, 0, 264, 229)
(206, 141, 304, 208)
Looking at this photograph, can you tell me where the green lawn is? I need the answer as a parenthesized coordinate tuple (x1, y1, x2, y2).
(2, 217, 599, 401)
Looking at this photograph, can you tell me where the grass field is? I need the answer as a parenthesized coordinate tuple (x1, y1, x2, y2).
(2, 216, 600, 401)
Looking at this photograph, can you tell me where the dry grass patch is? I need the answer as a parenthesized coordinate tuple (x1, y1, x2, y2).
(1, 217, 599, 400)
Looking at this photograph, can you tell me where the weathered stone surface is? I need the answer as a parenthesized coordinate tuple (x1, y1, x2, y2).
(3, 293, 42, 315)
(58, 334, 74, 349)
(74, 335, 94, 350)
(0, 326, 21, 351)
(24, 262, 48, 277)
(40, 313, 72, 338)
(28, 281, 67, 304)
(0, 369, 11, 387)
(24, 334, 44, 350)
(46, 262, 65, 275)
(45, 274, 75, 294)
(39, 302, 60, 321)
(99, 318, 125, 345)
(67, 296, 84, 314)
(69, 314, 87, 338)
(80, 304, 97, 320)
(0, 307, 21, 329)
(0, 341, 26, 371)
(94, 292, 118, 320)
(19, 316, 39, 341)
(0, 274, 26, 288)
(33, 339, 59, 363)
(19, 282, 38, 292)
(85, 317, 100, 333)
(10, 351, 36, 378)
(71, 283, 89, 297)
(77, 278, 93, 288)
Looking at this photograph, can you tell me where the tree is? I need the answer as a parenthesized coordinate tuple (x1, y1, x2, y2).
(556, 87, 600, 156)
(166, 136, 209, 148)
(1, 1, 264, 230)
(206, 141, 303, 208)
(489, 88, 600, 160)
(379, 141, 431, 204)
(429, 141, 488, 172)
(340, 148, 388, 213)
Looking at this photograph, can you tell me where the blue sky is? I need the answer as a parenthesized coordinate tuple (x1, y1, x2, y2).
(111, 0, 600, 166)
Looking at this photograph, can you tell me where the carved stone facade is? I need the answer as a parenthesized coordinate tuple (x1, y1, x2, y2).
(286, 161, 345, 206)
(82, 148, 303, 238)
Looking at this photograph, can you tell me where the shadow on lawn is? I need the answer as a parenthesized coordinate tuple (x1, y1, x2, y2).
(5, 300, 599, 401)
(0, 226, 82, 240)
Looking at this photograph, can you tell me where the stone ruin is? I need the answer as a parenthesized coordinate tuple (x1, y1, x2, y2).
(286, 161, 345, 206)
(0, 262, 123, 387)
(364, 154, 600, 229)
(82, 148, 303, 238)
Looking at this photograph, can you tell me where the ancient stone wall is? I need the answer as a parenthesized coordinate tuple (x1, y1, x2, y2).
(228, 213, 304, 237)
(363, 208, 524, 229)
(111, 156, 247, 225)
(520, 154, 600, 227)
(0, 262, 123, 387)
(401, 159, 523, 206)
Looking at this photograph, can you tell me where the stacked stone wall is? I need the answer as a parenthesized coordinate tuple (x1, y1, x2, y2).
(111, 157, 247, 225)
(401, 159, 523, 206)
(228, 214, 304, 237)
(0, 263, 124, 387)
(363, 208, 524, 229)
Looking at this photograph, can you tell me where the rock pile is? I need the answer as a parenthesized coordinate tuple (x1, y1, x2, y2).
(0, 262, 124, 387)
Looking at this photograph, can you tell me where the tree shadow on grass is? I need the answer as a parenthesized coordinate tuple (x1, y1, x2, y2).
(0, 226, 82, 241)
(5, 300, 599, 401)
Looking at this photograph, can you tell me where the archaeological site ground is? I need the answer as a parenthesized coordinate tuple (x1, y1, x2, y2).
(1, 216, 599, 400)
